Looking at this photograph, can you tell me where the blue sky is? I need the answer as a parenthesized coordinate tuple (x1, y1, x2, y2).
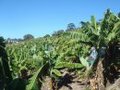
(0, 0, 120, 39)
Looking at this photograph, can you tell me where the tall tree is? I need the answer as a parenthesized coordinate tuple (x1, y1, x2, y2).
(66, 23, 76, 31)
(52, 30, 64, 36)
(23, 34, 34, 40)
(44, 34, 50, 38)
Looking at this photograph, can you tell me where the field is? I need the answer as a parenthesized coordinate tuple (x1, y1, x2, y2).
(0, 9, 120, 90)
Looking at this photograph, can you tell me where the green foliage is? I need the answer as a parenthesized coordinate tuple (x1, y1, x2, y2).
(55, 62, 84, 69)
(4, 9, 120, 90)
(79, 57, 89, 70)
(51, 69, 62, 77)
(26, 62, 48, 90)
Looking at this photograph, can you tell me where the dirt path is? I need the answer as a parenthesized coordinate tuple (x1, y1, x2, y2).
(41, 74, 89, 90)
(58, 74, 88, 90)
(59, 83, 86, 90)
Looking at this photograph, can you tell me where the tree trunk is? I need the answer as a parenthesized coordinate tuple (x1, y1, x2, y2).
(90, 59, 105, 90)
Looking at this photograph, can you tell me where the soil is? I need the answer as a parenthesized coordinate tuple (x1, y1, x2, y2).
(41, 72, 89, 90)
(59, 83, 86, 90)
(58, 78, 88, 90)
(57, 70, 89, 90)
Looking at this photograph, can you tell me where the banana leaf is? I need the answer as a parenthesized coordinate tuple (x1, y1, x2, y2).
(54, 62, 84, 69)
(26, 62, 48, 90)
